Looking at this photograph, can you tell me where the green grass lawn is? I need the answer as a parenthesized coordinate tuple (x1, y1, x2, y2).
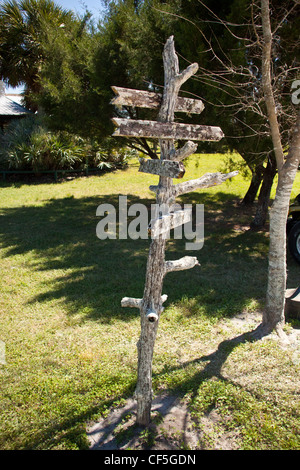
(0, 153, 299, 450)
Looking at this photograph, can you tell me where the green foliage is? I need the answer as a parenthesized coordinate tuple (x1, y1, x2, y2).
(1, 0, 298, 186)
(90, 137, 137, 170)
(0, 116, 133, 171)
(0, 0, 76, 110)
(96, 0, 298, 171)
(36, 0, 182, 146)
(36, 11, 100, 137)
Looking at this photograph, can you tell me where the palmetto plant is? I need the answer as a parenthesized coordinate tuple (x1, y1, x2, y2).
(0, 117, 133, 172)
(20, 132, 83, 171)
(0, 119, 84, 171)
(0, 0, 74, 109)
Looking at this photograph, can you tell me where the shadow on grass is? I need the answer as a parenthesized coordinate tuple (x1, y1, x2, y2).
(1, 190, 299, 449)
(154, 331, 250, 394)
(87, 331, 252, 450)
(0, 190, 297, 324)
(24, 381, 137, 450)
(0, 191, 274, 321)
(18, 330, 266, 450)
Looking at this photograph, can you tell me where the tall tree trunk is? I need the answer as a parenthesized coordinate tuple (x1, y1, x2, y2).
(250, 157, 276, 229)
(241, 164, 264, 206)
(254, 0, 300, 338)
(262, 116, 300, 336)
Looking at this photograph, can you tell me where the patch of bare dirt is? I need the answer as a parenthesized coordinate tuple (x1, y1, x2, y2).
(87, 392, 242, 450)
(87, 394, 199, 450)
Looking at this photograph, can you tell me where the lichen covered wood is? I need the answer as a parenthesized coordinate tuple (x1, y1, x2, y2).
(111, 86, 205, 114)
(111, 36, 238, 426)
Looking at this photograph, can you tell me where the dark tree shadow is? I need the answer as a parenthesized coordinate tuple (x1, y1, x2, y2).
(0, 190, 297, 325)
(1, 188, 298, 448)
(153, 330, 253, 401)
(87, 330, 252, 450)
(0, 194, 150, 323)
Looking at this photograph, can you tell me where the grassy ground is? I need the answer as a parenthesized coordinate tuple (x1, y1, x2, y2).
(0, 153, 299, 450)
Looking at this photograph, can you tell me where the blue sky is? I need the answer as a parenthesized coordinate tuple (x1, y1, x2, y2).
(6, 0, 106, 93)
(56, 0, 105, 20)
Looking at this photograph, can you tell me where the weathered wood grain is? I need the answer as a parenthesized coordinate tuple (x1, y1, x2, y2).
(149, 170, 239, 196)
(121, 294, 167, 309)
(115, 36, 231, 428)
(111, 86, 205, 114)
(133, 36, 196, 426)
(112, 118, 224, 142)
(165, 256, 199, 273)
(149, 208, 192, 238)
(121, 297, 142, 309)
(173, 171, 239, 196)
(170, 141, 198, 161)
(139, 158, 185, 178)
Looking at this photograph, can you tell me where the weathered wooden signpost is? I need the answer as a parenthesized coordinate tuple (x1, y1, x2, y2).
(111, 36, 237, 426)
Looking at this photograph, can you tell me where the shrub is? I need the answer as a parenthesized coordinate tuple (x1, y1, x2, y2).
(0, 117, 133, 172)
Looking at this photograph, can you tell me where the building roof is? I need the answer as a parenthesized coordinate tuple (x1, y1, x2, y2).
(0, 95, 31, 116)
(6, 93, 23, 105)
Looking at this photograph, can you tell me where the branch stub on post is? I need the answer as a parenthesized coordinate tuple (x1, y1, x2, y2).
(139, 158, 185, 179)
(146, 309, 159, 323)
(165, 256, 200, 273)
(149, 208, 192, 238)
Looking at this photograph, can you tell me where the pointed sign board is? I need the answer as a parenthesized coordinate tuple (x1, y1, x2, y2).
(111, 86, 205, 115)
(149, 208, 192, 238)
(112, 118, 224, 142)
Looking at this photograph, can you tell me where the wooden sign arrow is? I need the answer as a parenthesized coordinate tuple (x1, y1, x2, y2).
(139, 158, 185, 179)
(149, 208, 192, 238)
(112, 118, 224, 142)
(111, 86, 205, 115)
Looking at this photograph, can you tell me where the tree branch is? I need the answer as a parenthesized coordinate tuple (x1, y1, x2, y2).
(261, 0, 285, 169)
(165, 256, 199, 273)
(121, 297, 142, 309)
(169, 141, 198, 161)
(173, 170, 239, 196)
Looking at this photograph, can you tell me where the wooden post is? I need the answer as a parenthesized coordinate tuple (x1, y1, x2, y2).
(134, 37, 200, 426)
(112, 36, 238, 427)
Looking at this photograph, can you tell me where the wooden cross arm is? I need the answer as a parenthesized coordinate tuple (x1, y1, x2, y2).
(121, 294, 168, 309)
(111, 87, 204, 115)
(173, 171, 239, 196)
(176, 62, 199, 88)
(149, 170, 238, 196)
(139, 158, 185, 178)
(112, 118, 223, 142)
(165, 256, 199, 273)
